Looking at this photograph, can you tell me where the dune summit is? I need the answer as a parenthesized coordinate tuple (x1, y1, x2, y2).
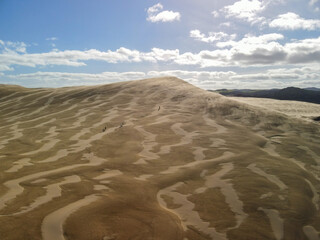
(0, 77, 319, 240)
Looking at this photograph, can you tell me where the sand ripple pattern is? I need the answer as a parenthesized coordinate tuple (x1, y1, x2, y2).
(0, 78, 319, 240)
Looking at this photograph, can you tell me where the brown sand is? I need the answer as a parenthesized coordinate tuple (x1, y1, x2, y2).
(0, 77, 319, 240)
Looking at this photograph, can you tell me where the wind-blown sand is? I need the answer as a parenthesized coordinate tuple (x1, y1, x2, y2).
(0, 77, 319, 240)
(229, 97, 320, 122)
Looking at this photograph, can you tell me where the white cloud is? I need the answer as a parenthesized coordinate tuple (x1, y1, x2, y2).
(212, 10, 219, 18)
(0, 41, 27, 54)
(150, 48, 180, 61)
(5, 67, 320, 89)
(309, 0, 319, 5)
(46, 37, 58, 41)
(0, 46, 181, 71)
(270, 12, 320, 30)
(147, 3, 181, 22)
(147, 3, 163, 14)
(6, 71, 146, 86)
(216, 33, 284, 48)
(0, 65, 14, 72)
(221, 0, 266, 24)
(229, 67, 320, 88)
(220, 22, 232, 27)
(190, 30, 236, 43)
(285, 38, 320, 64)
(1, 35, 320, 72)
(188, 34, 320, 67)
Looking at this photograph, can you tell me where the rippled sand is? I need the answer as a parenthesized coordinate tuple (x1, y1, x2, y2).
(0, 77, 319, 240)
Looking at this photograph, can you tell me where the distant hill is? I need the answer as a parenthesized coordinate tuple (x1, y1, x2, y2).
(304, 87, 320, 91)
(213, 87, 320, 104)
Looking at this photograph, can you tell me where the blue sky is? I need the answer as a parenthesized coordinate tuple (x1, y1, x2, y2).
(0, 0, 319, 89)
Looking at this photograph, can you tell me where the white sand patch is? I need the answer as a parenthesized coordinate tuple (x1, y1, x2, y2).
(60, 99, 72, 106)
(93, 170, 122, 180)
(70, 112, 94, 129)
(38, 149, 71, 164)
(303, 225, 320, 240)
(305, 179, 319, 210)
(11, 175, 81, 215)
(161, 151, 234, 175)
(298, 146, 320, 165)
(99, 180, 111, 185)
(33, 118, 57, 128)
(5, 158, 33, 173)
(0, 91, 19, 103)
(157, 182, 226, 240)
(210, 138, 226, 148)
(158, 123, 198, 155)
(262, 141, 305, 181)
(70, 108, 118, 142)
(203, 114, 227, 134)
(248, 164, 287, 191)
(259, 208, 284, 240)
(23, 127, 60, 156)
(229, 97, 320, 121)
(287, 158, 306, 171)
(36, 126, 58, 143)
(262, 141, 281, 158)
(7, 94, 55, 122)
(25, 91, 54, 107)
(195, 163, 247, 229)
(133, 126, 158, 164)
(0, 91, 44, 110)
(310, 165, 320, 182)
(0, 125, 23, 150)
(93, 185, 110, 191)
(39, 114, 119, 164)
(31, 178, 47, 184)
(0, 153, 106, 211)
(192, 147, 206, 161)
(20, 104, 78, 125)
(148, 114, 174, 126)
(260, 192, 273, 199)
(200, 170, 208, 178)
(134, 174, 153, 181)
(41, 194, 99, 240)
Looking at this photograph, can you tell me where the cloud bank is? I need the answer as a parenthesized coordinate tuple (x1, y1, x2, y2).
(6, 67, 320, 89)
(1, 35, 320, 72)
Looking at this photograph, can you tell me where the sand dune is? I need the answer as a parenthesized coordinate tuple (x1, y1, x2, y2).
(0, 77, 319, 240)
(229, 97, 320, 122)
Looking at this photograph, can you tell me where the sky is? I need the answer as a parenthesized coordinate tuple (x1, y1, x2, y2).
(0, 0, 319, 89)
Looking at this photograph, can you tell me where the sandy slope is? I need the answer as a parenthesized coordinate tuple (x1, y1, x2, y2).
(229, 97, 320, 122)
(0, 77, 319, 240)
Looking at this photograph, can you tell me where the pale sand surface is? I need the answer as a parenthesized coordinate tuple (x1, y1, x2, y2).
(5, 158, 33, 173)
(229, 97, 320, 121)
(258, 208, 284, 240)
(157, 182, 226, 240)
(303, 226, 320, 240)
(195, 163, 247, 229)
(247, 163, 288, 191)
(41, 194, 100, 240)
(10, 175, 81, 216)
(305, 179, 319, 210)
(0, 77, 320, 240)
